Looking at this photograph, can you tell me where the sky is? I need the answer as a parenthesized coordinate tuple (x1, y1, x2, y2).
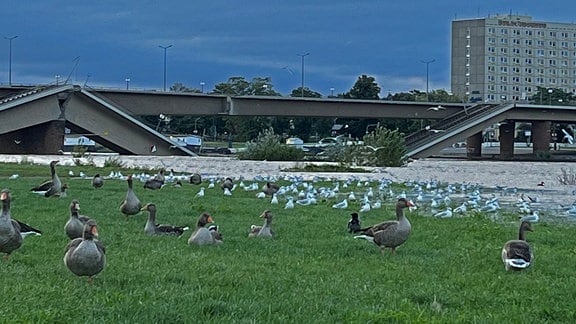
(1, 0, 576, 97)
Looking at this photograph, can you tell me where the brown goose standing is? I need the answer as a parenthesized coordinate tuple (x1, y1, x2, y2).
(65, 200, 93, 240)
(31, 160, 62, 197)
(248, 210, 274, 238)
(0, 189, 22, 259)
(354, 198, 414, 255)
(502, 221, 534, 271)
(188, 213, 222, 246)
(92, 174, 104, 188)
(64, 219, 106, 282)
(221, 177, 234, 191)
(140, 203, 189, 236)
(120, 175, 142, 218)
(143, 178, 164, 190)
(261, 182, 280, 196)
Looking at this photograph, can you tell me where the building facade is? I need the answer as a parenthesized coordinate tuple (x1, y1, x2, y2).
(451, 15, 576, 103)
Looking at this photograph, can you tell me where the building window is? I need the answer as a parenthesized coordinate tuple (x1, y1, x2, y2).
(536, 49, 545, 56)
(525, 58, 532, 64)
(549, 50, 557, 56)
(500, 47, 508, 54)
(549, 59, 556, 66)
(513, 48, 520, 54)
(500, 66, 508, 73)
(562, 41, 569, 48)
(488, 46, 495, 53)
(524, 68, 532, 74)
(501, 57, 508, 63)
(513, 58, 521, 64)
(525, 40, 532, 46)
(500, 38, 508, 44)
(550, 31, 557, 37)
(525, 49, 532, 55)
(549, 41, 556, 47)
(537, 40, 545, 47)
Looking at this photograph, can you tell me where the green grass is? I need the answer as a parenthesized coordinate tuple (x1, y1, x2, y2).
(1, 162, 576, 323)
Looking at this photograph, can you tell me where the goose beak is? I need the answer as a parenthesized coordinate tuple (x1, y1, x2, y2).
(91, 226, 99, 238)
(207, 216, 214, 223)
(0, 192, 7, 200)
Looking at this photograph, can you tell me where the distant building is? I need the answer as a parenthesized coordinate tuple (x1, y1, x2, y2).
(451, 14, 576, 103)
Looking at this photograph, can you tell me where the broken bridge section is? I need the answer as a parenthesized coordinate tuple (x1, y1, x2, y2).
(0, 85, 195, 156)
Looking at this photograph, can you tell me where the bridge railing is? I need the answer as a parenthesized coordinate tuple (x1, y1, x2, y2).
(404, 102, 512, 150)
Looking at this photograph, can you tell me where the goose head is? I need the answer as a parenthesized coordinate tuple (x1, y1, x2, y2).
(140, 203, 157, 213)
(197, 213, 214, 227)
(83, 220, 99, 240)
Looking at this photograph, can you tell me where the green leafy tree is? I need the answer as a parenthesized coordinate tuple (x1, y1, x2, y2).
(530, 87, 575, 105)
(344, 75, 381, 99)
(290, 87, 323, 98)
(170, 82, 202, 93)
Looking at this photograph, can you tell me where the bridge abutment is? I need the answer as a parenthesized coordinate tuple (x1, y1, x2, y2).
(499, 121, 516, 160)
(531, 121, 551, 157)
(0, 121, 65, 154)
(466, 132, 483, 158)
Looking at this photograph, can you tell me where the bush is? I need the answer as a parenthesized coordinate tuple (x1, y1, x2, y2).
(237, 127, 305, 161)
(359, 126, 408, 167)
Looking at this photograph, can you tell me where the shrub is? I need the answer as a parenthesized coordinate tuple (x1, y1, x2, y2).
(237, 127, 305, 161)
(104, 156, 126, 168)
(356, 126, 408, 167)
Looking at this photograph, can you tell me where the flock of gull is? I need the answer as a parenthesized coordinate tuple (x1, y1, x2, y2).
(2, 159, 570, 282)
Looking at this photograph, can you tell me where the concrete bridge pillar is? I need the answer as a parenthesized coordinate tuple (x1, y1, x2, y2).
(499, 121, 516, 160)
(0, 121, 65, 154)
(531, 121, 551, 157)
(466, 132, 483, 159)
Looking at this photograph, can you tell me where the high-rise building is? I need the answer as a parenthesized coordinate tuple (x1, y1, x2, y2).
(451, 14, 576, 103)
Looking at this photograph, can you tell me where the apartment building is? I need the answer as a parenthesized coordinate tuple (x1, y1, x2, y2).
(451, 14, 576, 103)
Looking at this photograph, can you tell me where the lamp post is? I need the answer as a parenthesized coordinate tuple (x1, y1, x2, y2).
(159, 44, 173, 91)
(298, 52, 310, 97)
(548, 88, 553, 105)
(5, 35, 18, 86)
(330, 87, 334, 97)
(125, 77, 130, 90)
(55, 75, 60, 85)
(200, 81, 205, 93)
(420, 59, 435, 101)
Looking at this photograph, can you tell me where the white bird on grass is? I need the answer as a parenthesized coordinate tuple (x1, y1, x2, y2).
(194, 187, 205, 199)
(332, 199, 348, 209)
(284, 197, 295, 209)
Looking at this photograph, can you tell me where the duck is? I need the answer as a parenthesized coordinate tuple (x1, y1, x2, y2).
(354, 198, 414, 255)
(248, 210, 274, 238)
(30, 160, 62, 197)
(190, 173, 202, 185)
(65, 200, 93, 240)
(92, 174, 104, 188)
(140, 203, 189, 236)
(120, 175, 142, 218)
(0, 189, 22, 259)
(348, 212, 361, 233)
(501, 221, 534, 271)
(188, 213, 222, 246)
(262, 182, 280, 196)
(63, 219, 106, 282)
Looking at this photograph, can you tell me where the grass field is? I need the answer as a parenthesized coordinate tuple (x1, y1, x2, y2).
(1, 162, 575, 323)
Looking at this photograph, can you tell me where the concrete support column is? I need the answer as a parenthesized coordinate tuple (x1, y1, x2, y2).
(531, 121, 551, 157)
(499, 121, 516, 160)
(466, 132, 483, 159)
(0, 121, 65, 154)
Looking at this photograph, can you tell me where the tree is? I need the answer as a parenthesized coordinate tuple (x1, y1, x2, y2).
(212, 76, 281, 96)
(344, 75, 381, 100)
(530, 87, 575, 105)
(170, 82, 201, 93)
(289, 87, 322, 98)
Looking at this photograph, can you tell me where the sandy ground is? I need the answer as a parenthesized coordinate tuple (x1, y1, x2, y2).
(1, 154, 575, 193)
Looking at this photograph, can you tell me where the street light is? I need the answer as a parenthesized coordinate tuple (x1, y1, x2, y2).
(5, 35, 18, 86)
(200, 81, 205, 93)
(298, 52, 310, 97)
(548, 88, 553, 105)
(330, 87, 334, 97)
(125, 77, 130, 90)
(55, 75, 60, 85)
(420, 59, 435, 101)
(159, 44, 173, 91)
